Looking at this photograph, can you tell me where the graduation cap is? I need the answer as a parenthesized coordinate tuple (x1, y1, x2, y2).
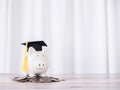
(21, 41, 47, 52)
(21, 41, 47, 73)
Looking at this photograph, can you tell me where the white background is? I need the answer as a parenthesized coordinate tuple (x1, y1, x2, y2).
(0, 0, 120, 74)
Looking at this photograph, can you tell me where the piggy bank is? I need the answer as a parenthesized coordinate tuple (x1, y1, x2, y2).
(27, 47, 49, 77)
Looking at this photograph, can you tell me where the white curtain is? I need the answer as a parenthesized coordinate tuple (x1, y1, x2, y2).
(0, 0, 120, 74)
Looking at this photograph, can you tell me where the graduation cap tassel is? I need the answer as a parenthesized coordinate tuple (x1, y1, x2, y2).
(21, 42, 28, 73)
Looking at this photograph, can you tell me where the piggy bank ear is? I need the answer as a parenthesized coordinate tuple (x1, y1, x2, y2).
(28, 47, 36, 55)
(42, 46, 48, 55)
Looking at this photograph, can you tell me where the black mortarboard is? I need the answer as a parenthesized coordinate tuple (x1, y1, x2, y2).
(21, 41, 47, 52)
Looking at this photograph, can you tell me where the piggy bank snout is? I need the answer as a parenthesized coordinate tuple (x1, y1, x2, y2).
(35, 61, 46, 69)
(38, 63, 45, 67)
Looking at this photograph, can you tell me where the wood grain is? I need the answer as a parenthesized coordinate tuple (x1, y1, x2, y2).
(0, 74, 120, 90)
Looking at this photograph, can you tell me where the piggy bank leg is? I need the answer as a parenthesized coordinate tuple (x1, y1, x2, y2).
(28, 72, 35, 77)
(22, 72, 28, 77)
(41, 73, 46, 77)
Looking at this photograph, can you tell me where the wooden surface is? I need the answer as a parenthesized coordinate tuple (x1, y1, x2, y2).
(0, 74, 120, 90)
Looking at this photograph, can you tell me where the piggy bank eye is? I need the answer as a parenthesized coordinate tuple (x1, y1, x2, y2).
(42, 54, 44, 57)
(37, 55, 39, 57)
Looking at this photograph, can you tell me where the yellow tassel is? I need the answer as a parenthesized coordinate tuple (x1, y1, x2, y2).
(21, 42, 28, 72)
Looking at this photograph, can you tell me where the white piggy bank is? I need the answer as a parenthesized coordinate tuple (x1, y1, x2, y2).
(27, 47, 49, 77)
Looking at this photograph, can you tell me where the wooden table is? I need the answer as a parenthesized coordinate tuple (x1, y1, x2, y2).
(0, 74, 120, 90)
